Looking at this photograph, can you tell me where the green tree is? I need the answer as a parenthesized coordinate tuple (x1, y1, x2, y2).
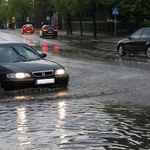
(52, 0, 73, 34)
(34, 0, 54, 28)
(52, 0, 97, 35)
(9, 0, 34, 24)
(0, 3, 9, 28)
(69, 0, 89, 36)
(122, 0, 150, 22)
(83, 0, 107, 37)
(106, 0, 150, 22)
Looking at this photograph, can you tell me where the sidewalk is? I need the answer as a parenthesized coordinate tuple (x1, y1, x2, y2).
(57, 30, 124, 44)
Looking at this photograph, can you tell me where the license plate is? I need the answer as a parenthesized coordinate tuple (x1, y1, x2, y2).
(36, 78, 55, 85)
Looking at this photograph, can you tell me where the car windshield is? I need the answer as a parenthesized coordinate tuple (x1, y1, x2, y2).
(0, 44, 42, 63)
(130, 29, 143, 38)
(130, 28, 150, 38)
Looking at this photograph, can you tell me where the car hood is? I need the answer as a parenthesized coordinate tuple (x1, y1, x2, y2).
(1, 60, 62, 73)
(117, 38, 128, 45)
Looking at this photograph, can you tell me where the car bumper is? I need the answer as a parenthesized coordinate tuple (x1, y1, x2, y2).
(23, 30, 34, 34)
(43, 33, 57, 36)
(1, 75, 69, 90)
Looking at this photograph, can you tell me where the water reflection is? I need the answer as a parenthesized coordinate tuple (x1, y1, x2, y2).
(102, 102, 150, 149)
(53, 45, 59, 55)
(16, 107, 31, 148)
(42, 42, 59, 55)
(56, 91, 68, 97)
(0, 87, 69, 101)
(57, 101, 66, 120)
(43, 42, 49, 52)
(0, 99, 150, 149)
(56, 100, 150, 149)
(55, 101, 68, 145)
(15, 96, 31, 100)
(23, 37, 31, 44)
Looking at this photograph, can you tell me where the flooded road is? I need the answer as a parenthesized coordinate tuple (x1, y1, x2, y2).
(0, 97, 150, 149)
(0, 29, 150, 149)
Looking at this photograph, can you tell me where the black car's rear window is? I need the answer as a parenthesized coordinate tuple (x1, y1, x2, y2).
(23, 25, 33, 28)
(43, 26, 54, 30)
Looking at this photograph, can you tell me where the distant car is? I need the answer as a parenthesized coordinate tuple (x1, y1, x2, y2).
(0, 42, 69, 91)
(21, 24, 34, 34)
(117, 27, 150, 58)
(39, 25, 57, 38)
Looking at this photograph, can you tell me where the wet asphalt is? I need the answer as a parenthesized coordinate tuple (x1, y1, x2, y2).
(0, 29, 150, 150)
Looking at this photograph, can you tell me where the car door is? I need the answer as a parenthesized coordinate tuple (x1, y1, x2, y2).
(123, 37, 136, 51)
(135, 29, 150, 52)
(124, 28, 144, 52)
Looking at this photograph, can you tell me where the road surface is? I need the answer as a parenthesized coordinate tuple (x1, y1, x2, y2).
(0, 29, 150, 150)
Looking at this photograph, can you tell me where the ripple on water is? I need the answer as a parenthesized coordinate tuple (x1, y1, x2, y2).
(0, 97, 150, 149)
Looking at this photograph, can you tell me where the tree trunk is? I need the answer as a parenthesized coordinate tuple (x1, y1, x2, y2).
(66, 17, 69, 34)
(92, 0, 97, 38)
(93, 10, 97, 38)
(79, 14, 83, 36)
(92, 1, 97, 38)
(67, 13, 72, 34)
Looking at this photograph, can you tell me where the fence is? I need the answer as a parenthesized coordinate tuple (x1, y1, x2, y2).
(71, 21, 150, 36)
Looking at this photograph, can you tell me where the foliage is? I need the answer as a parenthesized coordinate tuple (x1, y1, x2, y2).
(0, 3, 8, 21)
(34, 0, 54, 12)
(0, 0, 150, 31)
(106, 0, 150, 22)
(6, 0, 34, 24)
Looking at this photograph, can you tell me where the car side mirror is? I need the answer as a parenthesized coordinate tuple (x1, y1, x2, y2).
(40, 53, 47, 58)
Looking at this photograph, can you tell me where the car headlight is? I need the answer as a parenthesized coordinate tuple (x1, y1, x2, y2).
(7, 72, 31, 79)
(55, 69, 65, 75)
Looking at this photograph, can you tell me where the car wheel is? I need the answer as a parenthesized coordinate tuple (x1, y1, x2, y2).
(146, 46, 150, 58)
(118, 45, 126, 56)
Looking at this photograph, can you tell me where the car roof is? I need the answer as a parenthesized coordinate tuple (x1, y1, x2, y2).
(42, 25, 55, 27)
(23, 24, 33, 27)
(43, 24, 54, 26)
(23, 24, 33, 25)
(139, 27, 150, 30)
(0, 41, 27, 46)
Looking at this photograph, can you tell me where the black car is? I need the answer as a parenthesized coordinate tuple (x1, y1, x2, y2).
(117, 27, 150, 58)
(0, 42, 69, 91)
(39, 25, 58, 38)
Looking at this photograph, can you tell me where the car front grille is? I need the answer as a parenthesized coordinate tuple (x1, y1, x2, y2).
(32, 70, 54, 77)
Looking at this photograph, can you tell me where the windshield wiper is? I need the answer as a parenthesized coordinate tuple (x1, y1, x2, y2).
(10, 46, 27, 61)
(23, 46, 37, 55)
(23, 46, 41, 60)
